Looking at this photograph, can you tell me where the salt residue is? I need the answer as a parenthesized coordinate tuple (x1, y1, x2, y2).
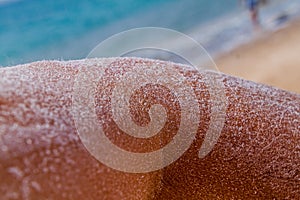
(0, 57, 299, 199)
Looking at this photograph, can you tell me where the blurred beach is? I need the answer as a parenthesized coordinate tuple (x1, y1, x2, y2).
(216, 19, 300, 94)
(0, 0, 299, 93)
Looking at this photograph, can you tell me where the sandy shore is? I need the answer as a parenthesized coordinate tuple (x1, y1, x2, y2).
(215, 20, 300, 94)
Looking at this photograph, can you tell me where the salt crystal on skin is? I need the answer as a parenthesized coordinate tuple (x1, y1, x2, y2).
(0, 57, 299, 199)
(7, 167, 24, 179)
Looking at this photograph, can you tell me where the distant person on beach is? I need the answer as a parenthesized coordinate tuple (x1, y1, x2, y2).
(240, 0, 268, 28)
(246, 0, 260, 27)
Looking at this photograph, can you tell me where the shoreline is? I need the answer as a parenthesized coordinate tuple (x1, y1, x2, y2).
(215, 19, 300, 94)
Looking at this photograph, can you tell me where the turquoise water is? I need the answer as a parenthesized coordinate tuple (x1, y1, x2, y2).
(0, 0, 237, 66)
(0, 0, 300, 67)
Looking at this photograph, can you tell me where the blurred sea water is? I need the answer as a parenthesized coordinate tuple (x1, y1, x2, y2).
(0, 0, 299, 67)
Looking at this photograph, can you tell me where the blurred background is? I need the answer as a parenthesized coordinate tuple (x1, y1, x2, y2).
(0, 0, 299, 93)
